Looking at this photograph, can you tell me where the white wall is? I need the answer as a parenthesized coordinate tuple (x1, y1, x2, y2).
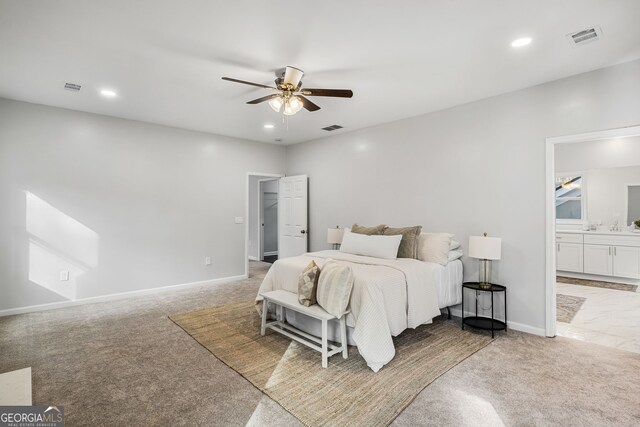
(555, 136, 640, 171)
(588, 166, 640, 226)
(556, 138, 640, 227)
(285, 59, 640, 334)
(0, 98, 285, 311)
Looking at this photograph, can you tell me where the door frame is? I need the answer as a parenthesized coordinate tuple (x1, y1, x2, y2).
(545, 125, 640, 337)
(258, 178, 279, 260)
(245, 172, 284, 278)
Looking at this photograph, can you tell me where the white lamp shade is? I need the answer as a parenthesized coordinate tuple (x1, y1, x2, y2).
(327, 228, 345, 244)
(468, 235, 502, 260)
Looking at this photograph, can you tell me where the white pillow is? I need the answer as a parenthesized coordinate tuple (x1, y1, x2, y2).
(340, 230, 402, 260)
(448, 250, 463, 262)
(418, 233, 453, 265)
(450, 240, 461, 251)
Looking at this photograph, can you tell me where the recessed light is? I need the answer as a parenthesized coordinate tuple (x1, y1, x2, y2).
(100, 89, 117, 98)
(511, 37, 532, 48)
(263, 124, 274, 129)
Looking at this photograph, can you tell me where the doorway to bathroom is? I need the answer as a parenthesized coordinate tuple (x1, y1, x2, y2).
(546, 125, 640, 353)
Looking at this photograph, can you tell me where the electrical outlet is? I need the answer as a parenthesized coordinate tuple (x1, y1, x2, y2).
(205, 257, 212, 266)
(235, 216, 244, 224)
(60, 270, 70, 281)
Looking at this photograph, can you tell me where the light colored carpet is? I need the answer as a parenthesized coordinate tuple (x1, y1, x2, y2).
(2, 261, 640, 426)
(556, 294, 587, 323)
(170, 301, 493, 427)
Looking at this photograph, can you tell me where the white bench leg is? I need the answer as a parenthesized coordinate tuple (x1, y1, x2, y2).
(276, 304, 284, 323)
(340, 315, 348, 359)
(260, 299, 268, 336)
(321, 319, 328, 368)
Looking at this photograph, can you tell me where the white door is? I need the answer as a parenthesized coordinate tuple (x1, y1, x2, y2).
(278, 175, 308, 258)
(556, 243, 584, 273)
(583, 244, 613, 276)
(612, 245, 640, 279)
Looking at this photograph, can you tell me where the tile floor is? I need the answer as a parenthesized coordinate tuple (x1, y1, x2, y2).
(556, 279, 640, 353)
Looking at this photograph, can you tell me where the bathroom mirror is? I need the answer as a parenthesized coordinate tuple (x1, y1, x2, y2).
(626, 184, 640, 225)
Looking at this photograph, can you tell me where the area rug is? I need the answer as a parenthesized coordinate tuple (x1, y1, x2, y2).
(170, 301, 493, 427)
(557, 276, 638, 292)
(556, 294, 587, 323)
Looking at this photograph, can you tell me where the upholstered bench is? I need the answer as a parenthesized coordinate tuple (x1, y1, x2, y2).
(260, 289, 348, 368)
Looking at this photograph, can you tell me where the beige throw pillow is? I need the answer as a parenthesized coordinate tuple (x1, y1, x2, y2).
(298, 261, 321, 306)
(383, 225, 423, 258)
(316, 261, 354, 318)
(418, 232, 453, 265)
(351, 223, 387, 235)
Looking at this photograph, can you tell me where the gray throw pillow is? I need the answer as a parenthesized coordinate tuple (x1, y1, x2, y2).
(298, 261, 320, 306)
(351, 223, 387, 235)
(384, 225, 423, 259)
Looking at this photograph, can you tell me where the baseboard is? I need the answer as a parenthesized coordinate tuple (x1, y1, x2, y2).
(0, 274, 248, 317)
(248, 256, 259, 261)
(446, 307, 545, 337)
(506, 320, 546, 336)
(264, 251, 278, 256)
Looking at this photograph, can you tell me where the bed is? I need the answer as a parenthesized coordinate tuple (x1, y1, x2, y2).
(255, 249, 463, 372)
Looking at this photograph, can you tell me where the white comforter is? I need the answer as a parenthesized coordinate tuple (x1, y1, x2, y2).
(255, 250, 441, 372)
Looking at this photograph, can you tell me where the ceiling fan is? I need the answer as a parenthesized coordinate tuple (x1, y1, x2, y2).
(222, 66, 353, 116)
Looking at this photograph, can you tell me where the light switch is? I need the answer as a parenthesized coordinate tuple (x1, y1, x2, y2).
(235, 217, 244, 224)
(60, 270, 70, 281)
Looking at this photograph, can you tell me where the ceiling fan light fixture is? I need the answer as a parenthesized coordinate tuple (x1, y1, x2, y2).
(222, 66, 353, 115)
(289, 96, 302, 113)
(284, 96, 303, 115)
(269, 96, 284, 112)
(283, 103, 295, 116)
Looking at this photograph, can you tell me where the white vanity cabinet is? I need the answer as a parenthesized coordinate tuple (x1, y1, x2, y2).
(557, 231, 640, 280)
(612, 245, 640, 279)
(556, 233, 584, 273)
(583, 244, 612, 276)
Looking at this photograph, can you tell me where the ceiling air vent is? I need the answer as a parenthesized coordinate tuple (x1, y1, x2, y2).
(566, 26, 602, 47)
(322, 125, 343, 131)
(64, 83, 81, 92)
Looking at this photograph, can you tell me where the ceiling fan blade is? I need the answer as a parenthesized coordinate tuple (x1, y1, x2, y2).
(301, 88, 353, 98)
(221, 77, 277, 90)
(299, 96, 321, 112)
(283, 66, 304, 87)
(246, 94, 280, 104)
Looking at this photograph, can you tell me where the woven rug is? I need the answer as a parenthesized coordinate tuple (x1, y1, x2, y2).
(557, 276, 638, 292)
(556, 294, 587, 323)
(170, 301, 493, 427)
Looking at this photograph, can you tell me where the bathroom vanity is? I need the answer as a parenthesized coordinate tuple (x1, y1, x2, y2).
(556, 230, 640, 280)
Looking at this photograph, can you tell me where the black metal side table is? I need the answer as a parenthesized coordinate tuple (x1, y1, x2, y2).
(461, 282, 507, 338)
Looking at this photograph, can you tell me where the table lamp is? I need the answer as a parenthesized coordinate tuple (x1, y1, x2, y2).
(327, 226, 344, 250)
(468, 233, 502, 289)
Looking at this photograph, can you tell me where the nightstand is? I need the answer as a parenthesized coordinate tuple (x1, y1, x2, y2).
(461, 282, 507, 338)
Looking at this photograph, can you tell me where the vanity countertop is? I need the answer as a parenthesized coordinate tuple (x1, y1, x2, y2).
(556, 229, 640, 237)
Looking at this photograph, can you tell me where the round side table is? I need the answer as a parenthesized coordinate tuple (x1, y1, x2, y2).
(461, 282, 507, 338)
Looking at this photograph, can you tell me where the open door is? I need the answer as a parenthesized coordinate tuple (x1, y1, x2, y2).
(278, 175, 308, 258)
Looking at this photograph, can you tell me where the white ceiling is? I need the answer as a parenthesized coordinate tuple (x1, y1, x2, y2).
(1, 1, 639, 145)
